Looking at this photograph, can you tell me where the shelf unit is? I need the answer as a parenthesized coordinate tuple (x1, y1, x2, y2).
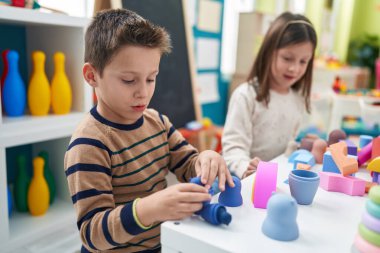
(0, 6, 91, 252)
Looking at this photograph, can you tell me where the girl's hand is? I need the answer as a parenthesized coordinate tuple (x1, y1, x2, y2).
(195, 150, 234, 191)
(242, 157, 261, 179)
(135, 183, 211, 225)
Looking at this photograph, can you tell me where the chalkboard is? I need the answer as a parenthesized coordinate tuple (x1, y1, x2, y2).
(122, 0, 201, 128)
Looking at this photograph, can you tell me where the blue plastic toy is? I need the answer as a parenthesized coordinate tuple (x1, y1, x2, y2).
(197, 202, 231, 225)
(3, 50, 26, 117)
(190, 177, 232, 226)
(218, 176, 243, 207)
(262, 193, 299, 241)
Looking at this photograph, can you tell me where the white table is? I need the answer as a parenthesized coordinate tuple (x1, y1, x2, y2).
(161, 155, 371, 253)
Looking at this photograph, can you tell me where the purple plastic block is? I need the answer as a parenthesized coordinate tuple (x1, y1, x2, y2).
(344, 139, 357, 156)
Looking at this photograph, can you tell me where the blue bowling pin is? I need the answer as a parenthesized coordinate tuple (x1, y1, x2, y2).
(3, 50, 26, 117)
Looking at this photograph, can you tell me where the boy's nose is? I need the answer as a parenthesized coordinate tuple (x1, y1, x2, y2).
(136, 84, 148, 98)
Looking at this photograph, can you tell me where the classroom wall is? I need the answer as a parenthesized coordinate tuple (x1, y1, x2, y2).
(350, 0, 380, 41)
(332, 0, 355, 62)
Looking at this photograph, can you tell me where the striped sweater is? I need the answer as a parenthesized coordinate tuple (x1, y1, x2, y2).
(64, 107, 198, 252)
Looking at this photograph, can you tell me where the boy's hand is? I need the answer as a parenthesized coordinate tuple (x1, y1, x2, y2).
(195, 150, 234, 191)
(136, 183, 211, 225)
(242, 157, 261, 179)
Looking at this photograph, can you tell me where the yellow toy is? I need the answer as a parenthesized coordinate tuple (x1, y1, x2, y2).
(28, 51, 51, 116)
(28, 157, 50, 216)
(51, 52, 72, 114)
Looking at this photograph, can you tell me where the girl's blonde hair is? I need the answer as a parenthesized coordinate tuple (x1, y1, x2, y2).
(247, 12, 317, 113)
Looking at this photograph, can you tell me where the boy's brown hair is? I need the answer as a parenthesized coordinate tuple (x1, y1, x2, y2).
(85, 8, 172, 76)
(247, 12, 317, 113)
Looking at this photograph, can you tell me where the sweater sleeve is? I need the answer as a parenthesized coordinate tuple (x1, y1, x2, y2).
(64, 137, 151, 251)
(159, 113, 198, 182)
(222, 85, 255, 178)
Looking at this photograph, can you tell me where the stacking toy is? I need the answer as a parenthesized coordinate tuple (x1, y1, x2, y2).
(262, 193, 299, 241)
(353, 186, 380, 252)
(218, 176, 242, 207)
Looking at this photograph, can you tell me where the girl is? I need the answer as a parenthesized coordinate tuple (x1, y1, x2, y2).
(222, 12, 317, 179)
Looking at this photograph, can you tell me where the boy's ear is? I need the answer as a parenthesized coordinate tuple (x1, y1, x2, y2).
(83, 63, 98, 87)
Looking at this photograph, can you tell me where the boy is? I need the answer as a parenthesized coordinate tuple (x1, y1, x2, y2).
(64, 8, 234, 253)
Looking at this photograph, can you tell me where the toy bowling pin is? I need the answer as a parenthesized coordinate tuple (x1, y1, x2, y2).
(38, 151, 56, 204)
(51, 52, 72, 114)
(1, 49, 10, 111)
(28, 157, 49, 216)
(28, 51, 50, 116)
(14, 154, 29, 212)
(3, 50, 26, 116)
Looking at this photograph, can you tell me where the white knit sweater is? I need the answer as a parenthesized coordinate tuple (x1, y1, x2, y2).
(222, 82, 305, 178)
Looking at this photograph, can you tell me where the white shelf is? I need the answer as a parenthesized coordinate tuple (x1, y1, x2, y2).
(0, 7, 91, 251)
(0, 6, 88, 27)
(5, 199, 78, 252)
(0, 112, 86, 148)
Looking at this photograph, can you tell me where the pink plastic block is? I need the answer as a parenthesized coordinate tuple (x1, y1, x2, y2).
(319, 172, 366, 196)
(253, 161, 278, 209)
(358, 141, 373, 166)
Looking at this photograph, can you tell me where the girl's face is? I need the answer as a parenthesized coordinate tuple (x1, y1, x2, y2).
(270, 42, 313, 94)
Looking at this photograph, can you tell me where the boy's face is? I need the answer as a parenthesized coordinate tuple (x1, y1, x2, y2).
(270, 42, 313, 94)
(91, 45, 161, 124)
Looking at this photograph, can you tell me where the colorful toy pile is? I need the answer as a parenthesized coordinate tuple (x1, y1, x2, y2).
(353, 186, 380, 253)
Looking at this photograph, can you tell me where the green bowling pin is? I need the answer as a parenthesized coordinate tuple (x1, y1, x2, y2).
(14, 154, 29, 212)
(38, 151, 56, 204)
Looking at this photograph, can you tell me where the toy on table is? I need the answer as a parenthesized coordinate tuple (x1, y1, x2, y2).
(310, 139, 327, 164)
(288, 170, 320, 205)
(262, 193, 299, 241)
(319, 172, 366, 196)
(360, 135, 373, 148)
(329, 142, 358, 176)
(367, 157, 380, 185)
(252, 161, 278, 209)
(190, 177, 232, 226)
(218, 176, 243, 207)
(327, 129, 347, 146)
(353, 186, 380, 252)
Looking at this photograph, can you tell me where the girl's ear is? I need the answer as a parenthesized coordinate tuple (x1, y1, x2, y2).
(83, 63, 98, 88)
